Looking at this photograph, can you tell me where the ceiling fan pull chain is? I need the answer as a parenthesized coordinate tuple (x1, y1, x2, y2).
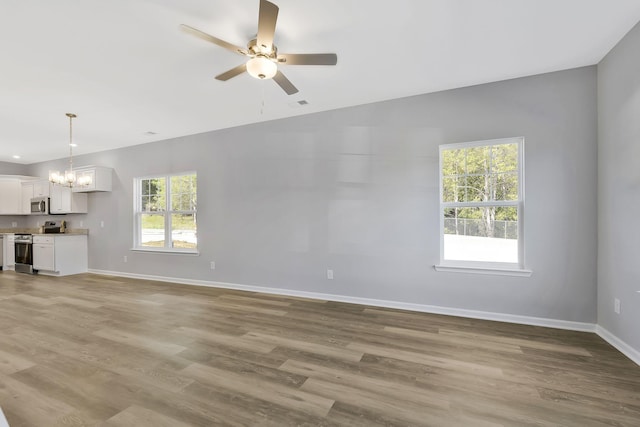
(260, 82, 265, 115)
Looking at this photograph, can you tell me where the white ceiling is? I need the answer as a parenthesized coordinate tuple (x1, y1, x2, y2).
(2, 0, 640, 164)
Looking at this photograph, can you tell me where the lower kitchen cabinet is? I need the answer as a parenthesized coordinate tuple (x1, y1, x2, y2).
(33, 234, 87, 276)
(33, 236, 55, 271)
(2, 234, 15, 269)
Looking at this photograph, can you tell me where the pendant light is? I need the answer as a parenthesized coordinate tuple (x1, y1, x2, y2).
(49, 113, 92, 187)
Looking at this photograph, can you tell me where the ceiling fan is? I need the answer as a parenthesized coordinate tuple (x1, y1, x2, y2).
(180, 0, 337, 95)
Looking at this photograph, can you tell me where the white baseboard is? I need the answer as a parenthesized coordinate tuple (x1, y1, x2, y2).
(88, 269, 595, 333)
(595, 325, 640, 366)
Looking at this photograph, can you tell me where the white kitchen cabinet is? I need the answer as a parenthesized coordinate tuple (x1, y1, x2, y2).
(21, 182, 34, 214)
(33, 180, 50, 197)
(33, 235, 55, 271)
(3, 234, 15, 269)
(49, 184, 66, 213)
(0, 178, 22, 214)
(50, 184, 88, 214)
(72, 166, 113, 192)
(33, 234, 87, 276)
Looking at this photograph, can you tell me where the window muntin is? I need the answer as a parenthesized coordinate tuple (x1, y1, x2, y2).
(439, 138, 523, 268)
(134, 172, 197, 252)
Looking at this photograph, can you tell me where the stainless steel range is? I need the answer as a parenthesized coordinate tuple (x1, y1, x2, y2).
(14, 234, 34, 274)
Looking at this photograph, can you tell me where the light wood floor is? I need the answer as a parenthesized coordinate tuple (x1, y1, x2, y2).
(0, 271, 638, 426)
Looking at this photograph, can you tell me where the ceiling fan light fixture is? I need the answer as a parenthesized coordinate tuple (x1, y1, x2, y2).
(246, 56, 277, 79)
(181, 0, 336, 94)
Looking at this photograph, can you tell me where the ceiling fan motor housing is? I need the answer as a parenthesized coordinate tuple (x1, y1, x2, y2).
(248, 38, 278, 59)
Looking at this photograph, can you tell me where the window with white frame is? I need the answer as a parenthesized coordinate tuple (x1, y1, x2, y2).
(438, 137, 524, 270)
(133, 172, 197, 252)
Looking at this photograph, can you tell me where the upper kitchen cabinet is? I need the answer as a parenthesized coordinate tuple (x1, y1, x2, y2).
(0, 178, 21, 214)
(72, 166, 113, 193)
(0, 175, 30, 215)
(50, 184, 88, 214)
(33, 180, 50, 197)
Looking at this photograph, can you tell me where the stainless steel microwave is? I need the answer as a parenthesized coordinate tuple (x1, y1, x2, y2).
(30, 197, 49, 215)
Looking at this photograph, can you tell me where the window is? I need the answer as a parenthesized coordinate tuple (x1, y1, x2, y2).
(437, 137, 527, 274)
(133, 172, 197, 252)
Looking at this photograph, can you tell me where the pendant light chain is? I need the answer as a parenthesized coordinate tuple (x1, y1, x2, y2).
(68, 113, 74, 174)
(66, 113, 77, 185)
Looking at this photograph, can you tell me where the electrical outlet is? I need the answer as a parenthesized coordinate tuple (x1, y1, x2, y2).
(327, 269, 334, 280)
(100, 221, 105, 228)
(123, 255, 128, 263)
(210, 261, 216, 270)
(614, 298, 621, 314)
(11, 222, 17, 228)
(80, 220, 84, 227)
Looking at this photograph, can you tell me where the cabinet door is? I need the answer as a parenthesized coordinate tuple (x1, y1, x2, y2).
(2, 237, 8, 267)
(72, 169, 95, 192)
(33, 180, 50, 197)
(21, 182, 34, 214)
(33, 244, 55, 271)
(6, 235, 15, 267)
(0, 180, 22, 214)
(50, 184, 71, 213)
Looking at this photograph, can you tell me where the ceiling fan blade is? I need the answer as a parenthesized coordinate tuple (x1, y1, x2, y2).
(215, 63, 247, 81)
(273, 71, 298, 95)
(278, 53, 338, 66)
(257, 0, 279, 52)
(180, 24, 248, 55)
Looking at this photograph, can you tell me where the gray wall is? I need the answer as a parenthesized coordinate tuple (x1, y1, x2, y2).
(0, 161, 28, 176)
(28, 66, 598, 323)
(598, 21, 640, 351)
(0, 216, 26, 229)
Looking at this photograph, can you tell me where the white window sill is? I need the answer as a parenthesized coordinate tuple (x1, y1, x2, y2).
(130, 248, 200, 256)
(434, 264, 532, 277)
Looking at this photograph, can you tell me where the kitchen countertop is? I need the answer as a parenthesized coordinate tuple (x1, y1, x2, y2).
(0, 228, 88, 235)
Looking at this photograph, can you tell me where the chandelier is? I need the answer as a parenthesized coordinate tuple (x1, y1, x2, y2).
(49, 113, 92, 187)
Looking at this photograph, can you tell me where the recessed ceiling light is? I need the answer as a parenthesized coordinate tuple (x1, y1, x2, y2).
(69, 143, 78, 147)
(12, 155, 20, 159)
